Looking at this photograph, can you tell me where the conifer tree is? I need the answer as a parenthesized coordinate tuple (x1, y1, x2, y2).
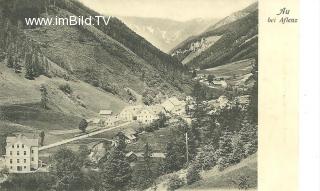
(186, 164, 201, 185)
(100, 146, 132, 191)
(215, 130, 233, 171)
(40, 84, 48, 109)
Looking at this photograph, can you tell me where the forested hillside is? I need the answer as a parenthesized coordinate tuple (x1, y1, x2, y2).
(171, 2, 258, 69)
(0, 0, 192, 110)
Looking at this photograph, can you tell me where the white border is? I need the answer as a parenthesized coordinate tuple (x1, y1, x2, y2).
(299, 0, 320, 190)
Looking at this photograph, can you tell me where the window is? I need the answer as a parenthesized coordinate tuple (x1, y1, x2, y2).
(17, 144, 19, 148)
(12, 145, 14, 148)
(24, 151, 26, 155)
(31, 157, 34, 161)
(10, 151, 12, 155)
(17, 159, 20, 163)
(24, 166, 26, 169)
(17, 151, 19, 155)
(10, 159, 12, 164)
(10, 166, 12, 169)
(22, 144, 24, 148)
(24, 159, 26, 163)
(31, 150, 34, 154)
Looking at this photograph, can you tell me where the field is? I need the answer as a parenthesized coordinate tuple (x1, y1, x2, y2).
(199, 59, 253, 79)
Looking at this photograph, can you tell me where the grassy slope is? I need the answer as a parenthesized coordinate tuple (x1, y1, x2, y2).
(179, 154, 257, 190)
(0, 64, 128, 117)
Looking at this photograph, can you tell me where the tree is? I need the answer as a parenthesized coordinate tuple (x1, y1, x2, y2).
(51, 148, 87, 191)
(207, 74, 215, 83)
(78, 119, 88, 133)
(13, 58, 22, 73)
(40, 84, 49, 109)
(25, 53, 34, 80)
(191, 69, 197, 78)
(215, 130, 233, 171)
(131, 143, 154, 190)
(39, 131, 45, 146)
(167, 175, 185, 191)
(157, 112, 167, 129)
(163, 141, 184, 173)
(6, 54, 14, 68)
(192, 82, 207, 102)
(100, 146, 132, 191)
(143, 143, 153, 182)
(195, 144, 216, 170)
(186, 164, 201, 185)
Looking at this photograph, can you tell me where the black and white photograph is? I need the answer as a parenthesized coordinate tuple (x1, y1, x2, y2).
(0, 0, 258, 190)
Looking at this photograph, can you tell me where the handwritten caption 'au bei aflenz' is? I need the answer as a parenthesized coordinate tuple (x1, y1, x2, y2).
(268, 8, 298, 24)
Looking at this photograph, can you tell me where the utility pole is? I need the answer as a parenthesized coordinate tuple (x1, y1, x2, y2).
(185, 131, 189, 163)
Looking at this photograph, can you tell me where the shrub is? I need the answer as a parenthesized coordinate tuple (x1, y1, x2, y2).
(232, 176, 250, 190)
(186, 165, 201, 185)
(167, 175, 185, 191)
(59, 83, 72, 94)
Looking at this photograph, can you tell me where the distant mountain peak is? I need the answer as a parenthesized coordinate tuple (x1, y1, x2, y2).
(120, 17, 219, 53)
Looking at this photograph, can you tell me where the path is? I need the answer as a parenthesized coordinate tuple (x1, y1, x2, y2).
(39, 122, 131, 151)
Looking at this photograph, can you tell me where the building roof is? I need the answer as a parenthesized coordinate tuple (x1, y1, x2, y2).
(161, 100, 175, 112)
(87, 118, 102, 124)
(6, 134, 38, 148)
(99, 110, 112, 115)
(168, 97, 181, 106)
(125, 151, 137, 157)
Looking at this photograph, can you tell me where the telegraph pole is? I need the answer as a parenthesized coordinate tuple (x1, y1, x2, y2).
(185, 131, 189, 163)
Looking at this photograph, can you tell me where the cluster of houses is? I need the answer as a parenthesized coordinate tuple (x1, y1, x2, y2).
(87, 97, 187, 128)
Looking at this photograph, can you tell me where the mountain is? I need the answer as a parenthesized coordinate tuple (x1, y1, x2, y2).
(120, 17, 219, 53)
(171, 2, 258, 69)
(0, 0, 192, 119)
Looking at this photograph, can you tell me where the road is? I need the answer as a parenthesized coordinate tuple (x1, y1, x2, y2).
(39, 122, 131, 151)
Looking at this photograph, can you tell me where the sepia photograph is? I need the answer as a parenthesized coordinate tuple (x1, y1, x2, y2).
(0, 0, 258, 190)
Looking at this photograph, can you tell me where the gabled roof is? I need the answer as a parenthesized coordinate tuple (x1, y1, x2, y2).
(99, 110, 112, 115)
(122, 128, 137, 137)
(6, 134, 38, 148)
(168, 97, 181, 106)
(125, 151, 137, 157)
(87, 118, 102, 124)
(161, 100, 175, 112)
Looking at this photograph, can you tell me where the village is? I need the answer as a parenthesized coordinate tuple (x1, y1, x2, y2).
(0, 90, 246, 175)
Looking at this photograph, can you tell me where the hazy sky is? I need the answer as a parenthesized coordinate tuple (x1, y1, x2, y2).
(79, 0, 257, 21)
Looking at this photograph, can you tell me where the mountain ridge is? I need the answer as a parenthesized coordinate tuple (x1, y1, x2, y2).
(120, 16, 219, 53)
(171, 2, 258, 69)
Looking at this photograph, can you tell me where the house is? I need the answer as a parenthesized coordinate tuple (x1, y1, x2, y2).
(87, 118, 104, 127)
(161, 97, 186, 116)
(104, 116, 120, 127)
(125, 151, 138, 162)
(119, 106, 143, 122)
(208, 95, 230, 110)
(99, 110, 113, 118)
(5, 134, 39, 173)
(137, 108, 159, 124)
(122, 129, 138, 144)
(89, 142, 106, 163)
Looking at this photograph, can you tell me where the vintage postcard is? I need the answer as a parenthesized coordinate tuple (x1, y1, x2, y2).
(0, 0, 298, 190)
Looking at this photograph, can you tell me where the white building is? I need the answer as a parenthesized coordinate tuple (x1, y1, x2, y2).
(104, 116, 120, 127)
(137, 108, 159, 124)
(99, 110, 113, 118)
(5, 135, 39, 173)
(119, 106, 143, 122)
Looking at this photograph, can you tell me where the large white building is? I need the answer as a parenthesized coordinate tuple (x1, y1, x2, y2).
(5, 135, 39, 173)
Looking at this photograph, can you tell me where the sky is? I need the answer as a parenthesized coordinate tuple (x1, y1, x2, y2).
(79, 0, 257, 21)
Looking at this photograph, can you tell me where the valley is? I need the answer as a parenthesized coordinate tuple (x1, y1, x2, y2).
(0, 0, 258, 191)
